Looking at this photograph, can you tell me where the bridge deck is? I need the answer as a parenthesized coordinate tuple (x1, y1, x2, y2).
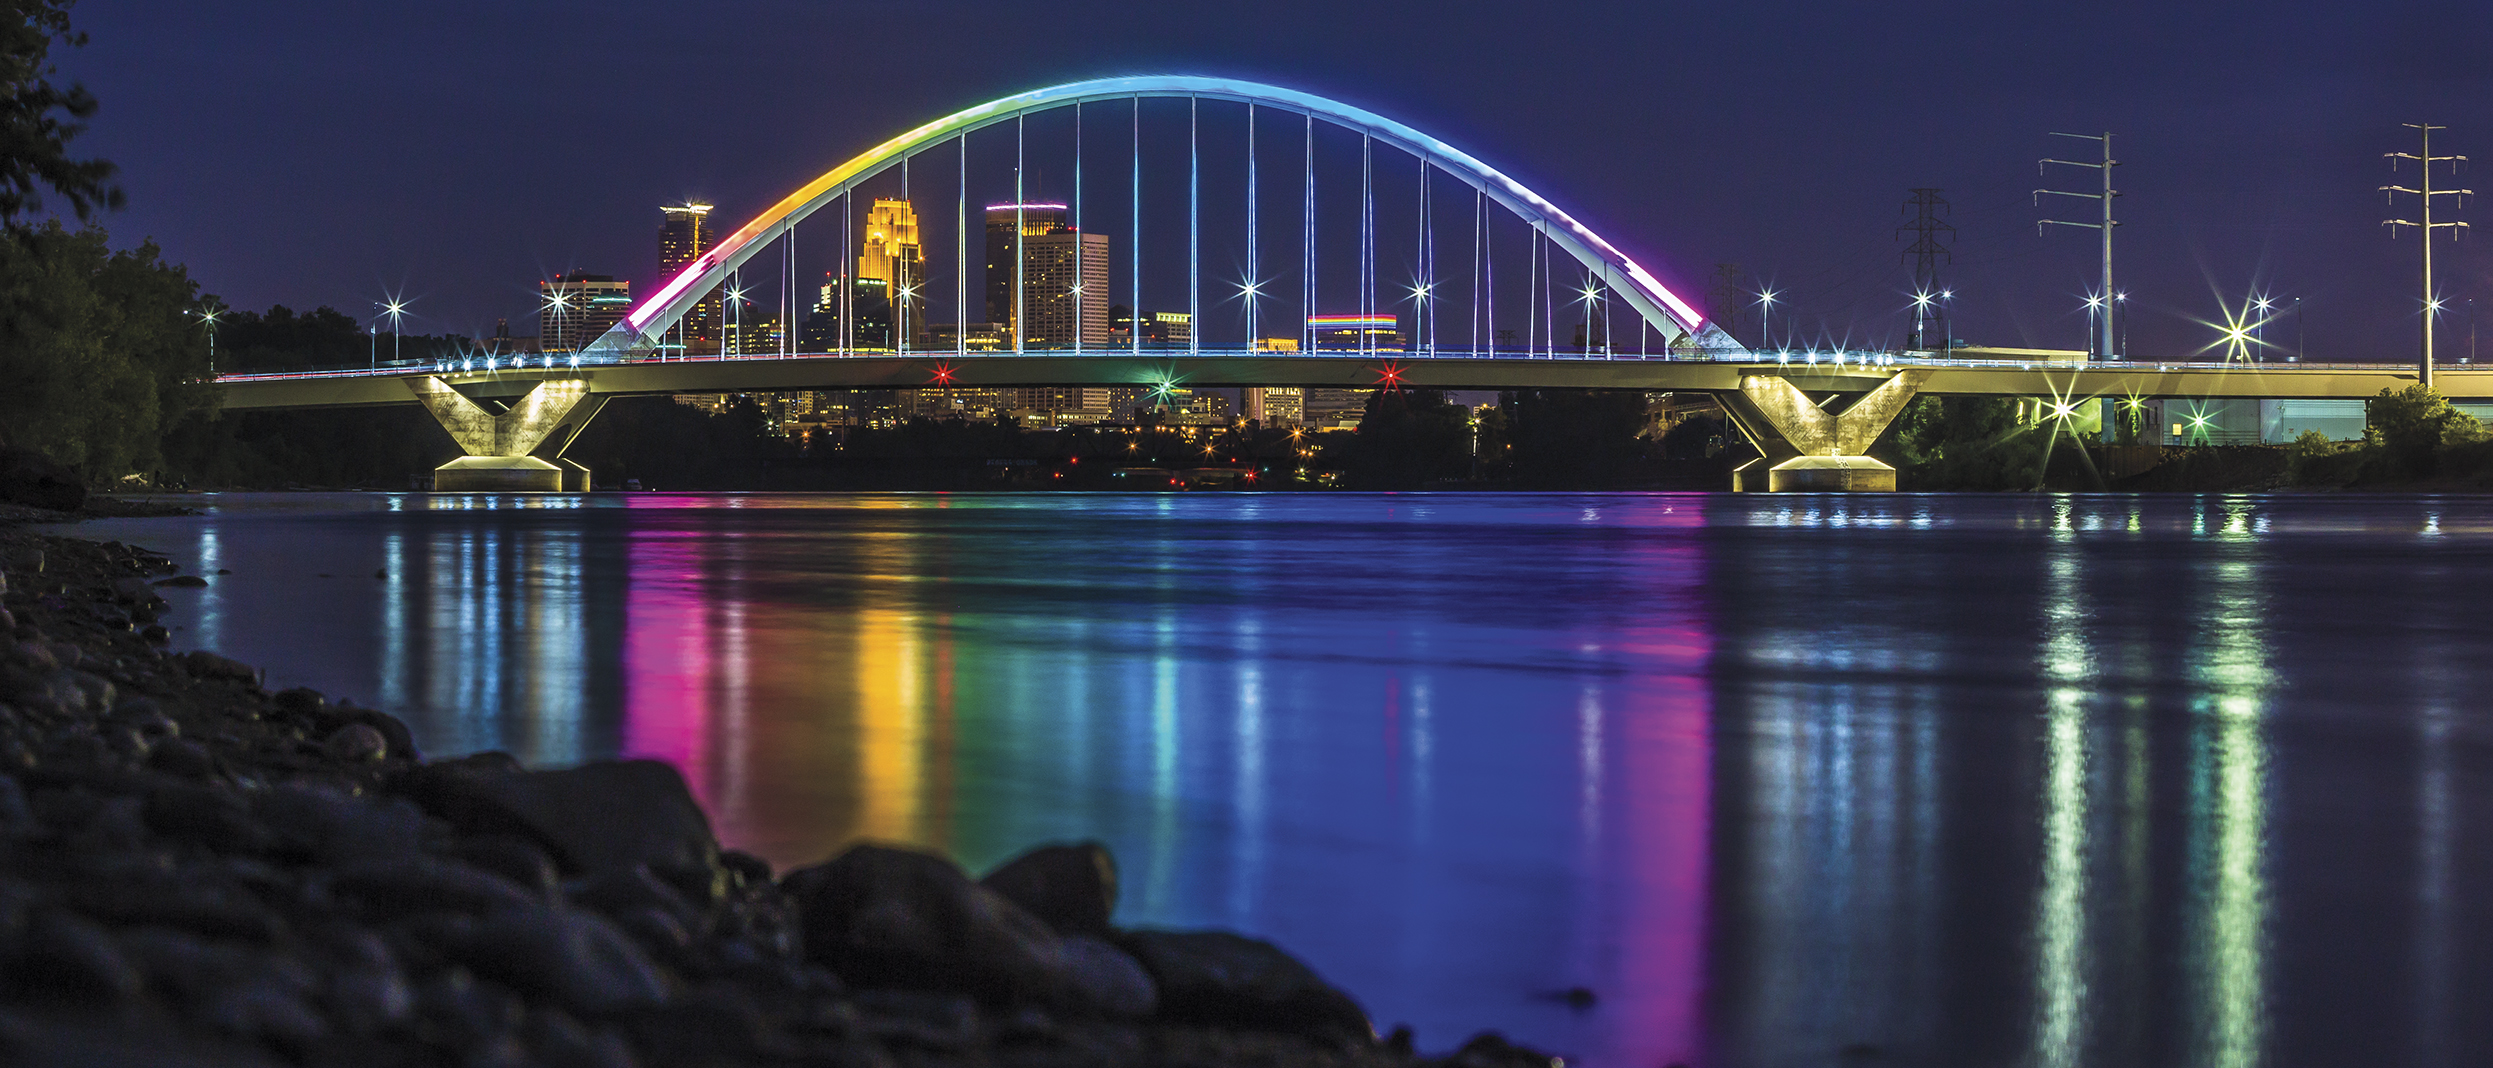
(209, 352, 2483, 410)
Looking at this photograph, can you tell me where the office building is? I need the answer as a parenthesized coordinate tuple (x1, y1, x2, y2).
(1309, 314, 1401, 351)
(1247, 387, 1303, 425)
(1302, 388, 1374, 428)
(923, 321, 1005, 352)
(540, 272, 631, 352)
(1009, 388, 1113, 425)
(658, 203, 719, 355)
(1018, 231, 1112, 347)
(985, 203, 1068, 330)
(858, 198, 923, 348)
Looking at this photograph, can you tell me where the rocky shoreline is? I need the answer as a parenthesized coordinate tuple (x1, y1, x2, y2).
(0, 519, 1562, 1067)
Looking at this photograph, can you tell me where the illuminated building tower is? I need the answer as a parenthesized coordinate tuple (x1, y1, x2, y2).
(1247, 387, 1303, 425)
(658, 203, 719, 355)
(985, 203, 1067, 340)
(857, 198, 924, 348)
(1020, 230, 1112, 348)
(539, 272, 631, 352)
(1308, 314, 1402, 351)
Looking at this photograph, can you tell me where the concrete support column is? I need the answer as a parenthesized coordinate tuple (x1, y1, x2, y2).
(1714, 370, 1927, 491)
(407, 377, 605, 492)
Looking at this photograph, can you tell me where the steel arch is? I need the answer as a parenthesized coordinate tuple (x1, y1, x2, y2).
(592, 75, 1739, 357)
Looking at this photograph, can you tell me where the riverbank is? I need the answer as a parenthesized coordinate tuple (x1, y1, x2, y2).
(0, 518, 1560, 1067)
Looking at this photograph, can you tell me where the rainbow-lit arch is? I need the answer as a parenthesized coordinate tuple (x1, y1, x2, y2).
(590, 75, 1737, 356)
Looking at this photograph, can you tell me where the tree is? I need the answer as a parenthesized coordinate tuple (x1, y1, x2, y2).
(1350, 388, 1472, 488)
(0, 0, 120, 232)
(2365, 384, 2484, 477)
(0, 222, 210, 475)
(1500, 389, 1649, 488)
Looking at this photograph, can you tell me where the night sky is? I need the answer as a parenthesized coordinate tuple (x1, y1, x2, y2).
(56, 0, 2493, 362)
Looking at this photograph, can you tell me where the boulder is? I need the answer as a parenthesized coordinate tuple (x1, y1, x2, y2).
(404, 759, 717, 881)
(441, 903, 672, 1017)
(978, 840, 1117, 937)
(1114, 929, 1371, 1043)
(781, 843, 1068, 1006)
(0, 449, 84, 513)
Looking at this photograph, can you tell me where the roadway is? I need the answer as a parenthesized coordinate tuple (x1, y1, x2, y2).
(208, 350, 2491, 411)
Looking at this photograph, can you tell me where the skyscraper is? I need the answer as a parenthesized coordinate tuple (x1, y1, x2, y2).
(658, 203, 718, 355)
(986, 203, 1066, 338)
(540, 272, 630, 351)
(858, 198, 923, 349)
(1019, 231, 1112, 348)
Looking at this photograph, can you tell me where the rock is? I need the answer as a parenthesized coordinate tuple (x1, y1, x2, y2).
(321, 930, 415, 1034)
(17, 909, 142, 1002)
(571, 865, 705, 936)
(1114, 930, 1371, 1043)
(255, 784, 426, 865)
(442, 903, 672, 1016)
(328, 858, 547, 918)
(147, 737, 218, 778)
(1058, 934, 1157, 1017)
(525, 1008, 640, 1068)
(451, 835, 563, 899)
(980, 840, 1118, 937)
(0, 449, 84, 513)
(407, 759, 719, 881)
(180, 650, 260, 685)
(331, 704, 417, 763)
(153, 575, 209, 588)
(322, 723, 388, 762)
(781, 842, 1068, 1006)
(1444, 1032, 1565, 1068)
(144, 782, 270, 853)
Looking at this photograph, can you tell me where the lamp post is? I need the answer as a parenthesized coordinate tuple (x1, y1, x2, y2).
(2114, 291, 2128, 358)
(1757, 289, 1777, 352)
(1941, 289, 1954, 358)
(192, 307, 220, 375)
(382, 299, 406, 367)
(2294, 297, 2304, 362)
(2253, 296, 2272, 363)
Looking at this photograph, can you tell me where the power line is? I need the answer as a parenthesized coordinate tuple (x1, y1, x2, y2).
(2382, 122, 2470, 388)
(1897, 188, 1953, 349)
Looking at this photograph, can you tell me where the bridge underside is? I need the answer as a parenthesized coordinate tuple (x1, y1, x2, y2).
(212, 356, 2479, 493)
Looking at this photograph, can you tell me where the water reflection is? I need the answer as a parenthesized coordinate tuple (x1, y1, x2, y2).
(71, 492, 2493, 1067)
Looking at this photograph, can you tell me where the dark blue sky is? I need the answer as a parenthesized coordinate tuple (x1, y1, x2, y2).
(56, 0, 2493, 361)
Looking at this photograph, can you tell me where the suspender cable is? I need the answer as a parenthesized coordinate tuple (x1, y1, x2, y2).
(1246, 103, 1257, 349)
(1074, 102, 1084, 356)
(1360, 131, 1373, 357)
(1188, 94, 1200, 359)
(1014, 112, 1025, 355)
(1302, 112, 1314, 354)
(1525, 223, 1537, 359)
(1132, 95, 1142, 357)
(956, 135, 967, 357)
(900, 156, 910, 357)
(1470, 188, 1481, 357)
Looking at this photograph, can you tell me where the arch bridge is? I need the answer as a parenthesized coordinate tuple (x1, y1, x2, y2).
(215, 76, 2473, 491)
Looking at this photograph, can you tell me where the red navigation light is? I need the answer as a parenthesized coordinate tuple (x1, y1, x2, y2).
(929, 361, 957, 384)
(1371, 361, 1406, 389)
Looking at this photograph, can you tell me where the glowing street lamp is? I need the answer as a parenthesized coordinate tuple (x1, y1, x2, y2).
(191, 306, 221, 374)
(1757, 288, 1779, 351)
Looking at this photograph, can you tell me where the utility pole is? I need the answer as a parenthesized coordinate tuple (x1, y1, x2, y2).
(2383, 123, 2469, 389)
(1897, 189, 1954, 351)
(2036, 132, 2119, 360)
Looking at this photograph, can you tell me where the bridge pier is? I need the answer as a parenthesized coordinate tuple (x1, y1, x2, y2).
(1715, 370, 1926, 491)
(409, 377, 605, 492)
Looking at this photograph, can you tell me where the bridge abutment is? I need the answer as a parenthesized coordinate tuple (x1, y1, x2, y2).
(1715, 370, 1926, 491)
(409, 377, 605, 492)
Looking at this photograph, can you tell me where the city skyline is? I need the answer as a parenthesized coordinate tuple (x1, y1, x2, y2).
(59, 1, 2493, 365)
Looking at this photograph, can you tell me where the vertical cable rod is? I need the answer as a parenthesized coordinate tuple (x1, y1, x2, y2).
(1246, 103, 1258, 349)
(1470, 188, 1481, 357)
(900, 156, 910, 357)
(1132, 95, 1142, 357)
(1189, 94, 1200, 359)
(1074, 103, 1084, 357)
(956, 135, 966, 357)
(1014, 113, 1025, 355)
(1302, 112, 1314, 354)
(1360, 131, 1373, 357)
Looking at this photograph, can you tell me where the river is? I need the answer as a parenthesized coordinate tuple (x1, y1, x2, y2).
(62, 491, 2493, 1067)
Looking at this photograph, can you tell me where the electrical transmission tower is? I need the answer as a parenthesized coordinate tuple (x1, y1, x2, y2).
(2036, 132, 2119, 360)
(1707, 264, 1747, 343)
(1896, 189, 1953, 351)
(2383, 123, 2469, 388)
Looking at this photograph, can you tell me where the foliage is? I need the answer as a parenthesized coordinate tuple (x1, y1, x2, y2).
(1656, 413, 1723, 460)
(1498, 389, 1649, 488)
(0, 0, 119, 231)
(0, 222, 211, 476)
(1350, 389, 1472, 488)
(1891, 395, 2054, 490)
(566, 396, 795, 490)
(2364, 384, 2484, 477)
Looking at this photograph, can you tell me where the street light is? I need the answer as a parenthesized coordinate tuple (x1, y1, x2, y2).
(2253, 295, 2273, 363)
(1757, 289, 1778, 351)
(191, 307, 221, 374)
(2114, 291, 2128, 358)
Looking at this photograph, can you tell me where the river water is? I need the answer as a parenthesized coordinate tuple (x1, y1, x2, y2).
(61, 491, 2493, 1067)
